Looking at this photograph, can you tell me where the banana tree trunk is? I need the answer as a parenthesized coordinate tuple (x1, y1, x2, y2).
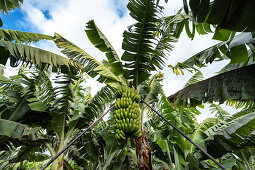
(51, 135, 66, 170)
(135, 129, 153, 170)
(44, 142, 64, 170)
(51, 157, 64, 170)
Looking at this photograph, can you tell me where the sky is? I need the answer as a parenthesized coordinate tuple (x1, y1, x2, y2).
(2, 0, 239, 122)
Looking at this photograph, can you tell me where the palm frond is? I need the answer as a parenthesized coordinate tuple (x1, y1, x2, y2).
(0, 29, 53, 43)
(85, 20, 124, 76)
(121, 0, 160, 87)
(54, 33, 121, 86)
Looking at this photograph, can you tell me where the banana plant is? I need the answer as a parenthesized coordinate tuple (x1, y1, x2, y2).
(145, 90, 255, 169)
(0, 66, 95, 169)
(0, 0, 179, 169)
(2, 0, 255, 169)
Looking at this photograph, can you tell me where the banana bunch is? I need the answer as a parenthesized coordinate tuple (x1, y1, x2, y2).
(114, 86, 141, 140)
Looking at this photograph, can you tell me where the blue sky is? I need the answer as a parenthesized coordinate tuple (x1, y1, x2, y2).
(1, 9, 28, 31)
(113, 0, 127, 18)
(1, 0, 127, 32)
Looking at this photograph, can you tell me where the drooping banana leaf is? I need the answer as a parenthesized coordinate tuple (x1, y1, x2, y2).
(0, 119, 40, 139)
(121, 0, 160, 87)
(54, 33, 121, 86)
(161, 11, 214, 40)
(225, 100, 255, 110)
(183, 0, 255, 32)
(184, 70, 203, 88)
(0, 29, 53, 43)
(85, 20, 124, 76)
(169, 41, 227, 73)
(0, 70, 52, 129)
(168, 63, 255, 104)
(0, 119, 45, 151)
(197, 107, 255, 159)
(0, 39, 80, 73)
(237, 130, 255, 150)
(170, 32, 255, 74)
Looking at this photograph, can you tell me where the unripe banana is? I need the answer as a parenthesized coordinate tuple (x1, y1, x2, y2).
(114, 86, 142, 140)
(115, 134, 120, 140)
(124, 123, 128, 132)
(120, 130, 125, 136)
(124, 110, 128, 118)
(119, 133, 126, 140)
(126, 118, 130, 124)
(121, 123, 125, 131)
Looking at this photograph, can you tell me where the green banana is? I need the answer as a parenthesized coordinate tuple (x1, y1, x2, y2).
(124, 123, 128, 132)
(119, 133, 126, 140)
(133, 130, 141, 138)
(114, 86, 142, 140)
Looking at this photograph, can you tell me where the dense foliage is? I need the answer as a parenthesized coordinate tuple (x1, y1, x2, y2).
(0, 0, 255, 169)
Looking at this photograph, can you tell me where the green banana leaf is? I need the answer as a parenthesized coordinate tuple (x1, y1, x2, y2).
(168, 64, 255, 104)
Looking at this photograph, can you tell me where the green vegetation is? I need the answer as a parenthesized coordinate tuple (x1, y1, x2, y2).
(0, 0, 255, 169)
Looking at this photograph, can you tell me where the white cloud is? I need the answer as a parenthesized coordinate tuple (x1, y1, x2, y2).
(20, 0, 133, 94)
(17, 0, 236, 121)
